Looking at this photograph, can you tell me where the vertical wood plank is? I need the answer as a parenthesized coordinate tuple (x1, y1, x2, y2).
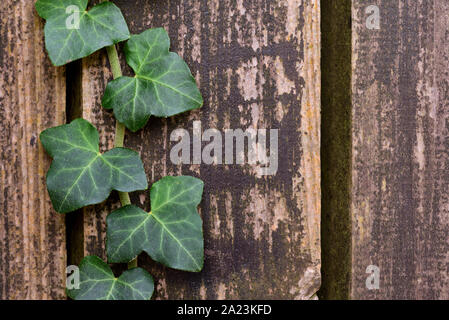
(79, 0, 320, 299)
(0, 0, 66, 299)
(352, 0, 449, 299)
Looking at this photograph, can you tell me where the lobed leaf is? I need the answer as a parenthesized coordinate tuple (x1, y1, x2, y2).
(36, 0, 130, 66)
(67, 256, 154, 300)
(106, 176, 204, 272)
(102, 28, 203, 132)
(40, 118, 148, 213)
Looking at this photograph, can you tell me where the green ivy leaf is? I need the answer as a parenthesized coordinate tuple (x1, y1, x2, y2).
(106, 176, 204, 272)
(35, 0, 130, 66)
(67, 256, 154, 300)
(40, 118, 148, 213)
(102, 28, 203, 132)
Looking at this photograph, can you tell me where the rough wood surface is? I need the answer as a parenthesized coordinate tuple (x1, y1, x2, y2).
(0, 0, 66, 299)
(352, 0, 449, 299)
(77, 0, 321, 299)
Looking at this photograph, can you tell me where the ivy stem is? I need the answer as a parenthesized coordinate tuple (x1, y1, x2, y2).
(106, 44, 136, 269)
(106, 45, 122, 79)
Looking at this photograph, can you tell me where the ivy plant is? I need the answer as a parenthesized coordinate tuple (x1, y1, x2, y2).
(40, 118, 148, 213)
(67, 256, 154, 300)
(106, 176, 204, 271)
(102, 28, 203, 132)
(36, 0, 130, 66)
(36, 0, 205, 300)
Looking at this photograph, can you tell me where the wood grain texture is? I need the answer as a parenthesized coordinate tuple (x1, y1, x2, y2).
(77, 0, 321, 299)
(0, 0, 66, 299)
(352, 0, 449, 299)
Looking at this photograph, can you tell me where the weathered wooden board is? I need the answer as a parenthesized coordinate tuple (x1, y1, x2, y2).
(76, 0, 321, 299)
(0, 0, 66, 299)
(351, 0, 449, 299)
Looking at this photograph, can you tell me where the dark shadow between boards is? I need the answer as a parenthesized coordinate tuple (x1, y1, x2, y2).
(318, 0, 352, 300)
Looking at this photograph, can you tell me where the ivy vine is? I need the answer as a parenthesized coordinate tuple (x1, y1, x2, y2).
(36, 0, 205, 300)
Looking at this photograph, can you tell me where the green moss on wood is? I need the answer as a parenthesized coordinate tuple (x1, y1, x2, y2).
(318, 0, 352, 300)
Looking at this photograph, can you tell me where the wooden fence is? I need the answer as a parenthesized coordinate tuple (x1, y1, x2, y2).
(0, 0, 448, 300)
(321, 0, 449, 300)
(0, 0, 321, 299)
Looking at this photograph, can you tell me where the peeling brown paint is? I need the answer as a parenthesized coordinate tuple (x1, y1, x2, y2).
(77, 0, 320, 299)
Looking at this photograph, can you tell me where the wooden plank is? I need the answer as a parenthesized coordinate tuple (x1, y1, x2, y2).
(77, 0, 320, 299)
(351, 0, 449, 299)
(0, 0, 66, 299)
